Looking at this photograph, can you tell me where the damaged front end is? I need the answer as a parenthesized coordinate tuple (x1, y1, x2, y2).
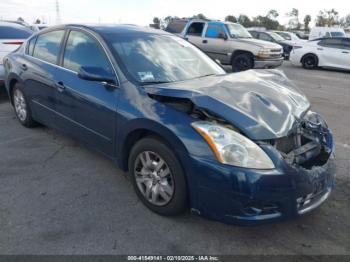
(265, 110, 335, 216)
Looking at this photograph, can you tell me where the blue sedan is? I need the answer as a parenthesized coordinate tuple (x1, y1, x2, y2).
(3, 24, 335, 224)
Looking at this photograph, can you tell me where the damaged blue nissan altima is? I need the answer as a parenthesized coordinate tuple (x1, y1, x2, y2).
(3, 24, 335, 224)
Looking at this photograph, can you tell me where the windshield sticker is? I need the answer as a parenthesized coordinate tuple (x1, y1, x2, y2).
(138, 71, 155, 82)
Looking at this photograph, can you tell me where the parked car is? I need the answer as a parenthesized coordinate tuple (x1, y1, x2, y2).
(3, 24, 335, 225)
(0, 21, 33, 86)
(165, 19, 284, 72)
(309, 27, 346, 40)
(249, 30, 293, 59)
(274, 31, 306, 43)
(290, 37, 350, 70)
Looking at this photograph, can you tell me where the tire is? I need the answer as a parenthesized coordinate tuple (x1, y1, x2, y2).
(128, 137, 188, 216)
(11, 83, 37, 127)
(302, 54, 318, 69)
(232, 53, 253, 72)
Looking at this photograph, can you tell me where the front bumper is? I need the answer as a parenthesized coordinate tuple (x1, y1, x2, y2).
(254, 58, 284, 69)
(188, 151, 335, 225)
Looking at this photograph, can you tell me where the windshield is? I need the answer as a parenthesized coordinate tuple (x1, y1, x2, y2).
(268, 32, 286, 41)
(330, 31, 345, 37)
(225, 24, 252, 38)
(0, 25, 32, 39)
(106, 34, 225, 84)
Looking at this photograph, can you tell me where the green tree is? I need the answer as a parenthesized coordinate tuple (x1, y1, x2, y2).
(193, 13, 206, 19)
(225, 15, 237, 23)
(304, 15, 311, 31)
(237, 14, 251, 27)
(267, 9, 279, 19)
(316, 9, 340, 26)
(152, 17, 161, 29)
(286, 8, 301, 29)
(340, 14, 350, 27)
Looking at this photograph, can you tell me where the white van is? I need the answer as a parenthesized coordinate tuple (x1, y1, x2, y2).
(309, 27, 346, 40)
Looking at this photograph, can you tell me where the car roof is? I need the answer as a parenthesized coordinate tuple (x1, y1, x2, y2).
(0, 21, 30, 28)
(44, 23, 169, 36)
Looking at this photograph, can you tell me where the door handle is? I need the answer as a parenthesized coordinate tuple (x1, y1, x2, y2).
(20, 64, 27, 71)
(317, 48, 323, 51)
(54, 81, 65, 92)
(202, 39, 208, 44)
(342, 51, 349, 54)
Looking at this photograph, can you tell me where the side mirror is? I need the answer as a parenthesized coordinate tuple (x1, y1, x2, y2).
(78, 66, 116, 85)
(218, 32, 228, 40)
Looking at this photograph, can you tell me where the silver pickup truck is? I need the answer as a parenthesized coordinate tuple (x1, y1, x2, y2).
(165, 19, 284, 72)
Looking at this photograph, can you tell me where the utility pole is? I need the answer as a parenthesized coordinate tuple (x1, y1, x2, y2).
(55, 0, 61, 24)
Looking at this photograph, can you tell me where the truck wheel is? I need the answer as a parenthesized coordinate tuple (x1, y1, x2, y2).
(232, 54, 253, 72)
(302, 54, 318, 69)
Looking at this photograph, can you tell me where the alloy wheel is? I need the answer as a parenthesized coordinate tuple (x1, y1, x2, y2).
(13, 89, 27, 122)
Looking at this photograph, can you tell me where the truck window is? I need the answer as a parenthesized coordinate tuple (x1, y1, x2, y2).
(186, 22, 205, 36)
(165, 20, 187, 34)
(205, 24, 226, 38)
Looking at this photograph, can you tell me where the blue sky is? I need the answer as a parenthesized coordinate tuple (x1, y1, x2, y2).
(0, 0, 348, 26)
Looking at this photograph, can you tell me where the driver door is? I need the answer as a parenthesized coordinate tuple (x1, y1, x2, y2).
(54, 29, 118, 156)
(201, 22, 231, 64)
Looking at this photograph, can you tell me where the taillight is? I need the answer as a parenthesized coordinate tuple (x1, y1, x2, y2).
(2, 41, 23, 45)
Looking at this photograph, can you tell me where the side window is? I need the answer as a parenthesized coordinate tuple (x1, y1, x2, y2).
(342, 39, 350, 50)
(249, 31, 258, 38)
(318, 38, 343, 49)
(259, 33, 272, 42)
(32, 30, 65, 64)
(26, 37, 36, 56)
(63, 30, 112, 73)
(205, 24, 226, 38)
(186, 22, 205, 36)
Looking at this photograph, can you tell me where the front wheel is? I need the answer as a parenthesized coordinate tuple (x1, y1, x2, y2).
(232, 53, 253, 72)
(128, 137, 188, 216)
(302, 54, 318, 69)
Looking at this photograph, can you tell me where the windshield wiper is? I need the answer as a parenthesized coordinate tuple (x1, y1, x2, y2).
(195, 73, 217, 79)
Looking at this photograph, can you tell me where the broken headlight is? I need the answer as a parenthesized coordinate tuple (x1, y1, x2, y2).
(192, 121, 275, 169)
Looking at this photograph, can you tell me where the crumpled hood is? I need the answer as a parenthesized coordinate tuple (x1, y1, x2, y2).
(144, 69, 310, 140)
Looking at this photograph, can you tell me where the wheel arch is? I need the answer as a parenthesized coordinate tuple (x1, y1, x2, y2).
(231, 50, 255, 64)
(6, 74, 23, 105)
(117, 119, 190, 173)
(300, 52, 319, 64)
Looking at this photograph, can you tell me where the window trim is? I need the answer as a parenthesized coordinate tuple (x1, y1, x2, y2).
(60, 27, 119, 86)
(31, 29, 66, 65)
(23, 26, 120, 86)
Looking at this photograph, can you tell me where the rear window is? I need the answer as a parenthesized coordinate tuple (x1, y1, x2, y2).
(32, 30, 65, 64)
(165, 20, 187, 34)
(330, 31, 345, 37)
(0, 26, 32, 39)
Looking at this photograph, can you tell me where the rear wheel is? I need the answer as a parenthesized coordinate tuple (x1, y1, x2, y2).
(12, 83, 37, 127)
(302, 54, 318, 69)
(128, 137, 188, 216)
(232, 53, 253, 72)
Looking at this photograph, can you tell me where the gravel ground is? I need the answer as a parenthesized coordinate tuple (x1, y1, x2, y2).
(0, 61, 349, 255)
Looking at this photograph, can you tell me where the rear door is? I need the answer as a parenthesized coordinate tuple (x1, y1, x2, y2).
(201, 22, 231, 64)
(22, 29, 66, 126)
(317, 38, 347, 68)
(340, 38, 350, 69)
(53, 29, 118, 156)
